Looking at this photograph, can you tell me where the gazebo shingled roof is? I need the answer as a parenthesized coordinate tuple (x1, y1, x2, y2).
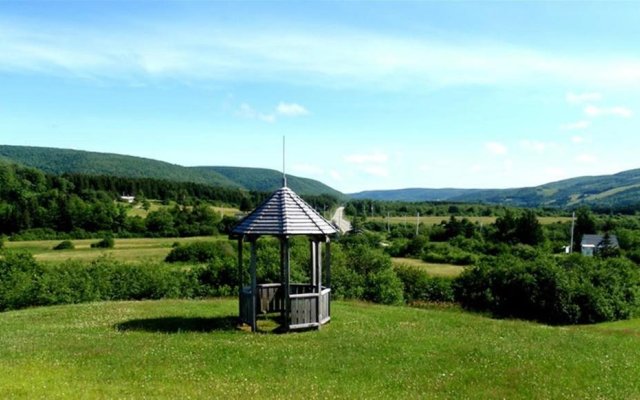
(231, 186, 337, 237)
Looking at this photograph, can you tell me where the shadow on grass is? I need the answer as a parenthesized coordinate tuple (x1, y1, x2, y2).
(115, 316, 239, 333)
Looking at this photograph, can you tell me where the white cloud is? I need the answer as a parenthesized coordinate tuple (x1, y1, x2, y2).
(361, 165, 389, 177)
(571, 135, 585, 144)
(236, 103, 275, 123)
(4, 18, 640, 89)
(561, 120, 591, 130)
(276, 102, 309, 117)
(485, 142, 508, 156)
(566, 92, 602, 104)
(344, 151, 389, 164)
(544, 167, 567, 181)
(584, 105, 633, 118)
(329, 170, 343, 181)
(520, 140, 554, 153)
(576, 153, 597, 163)
(292, 163, 323, 176)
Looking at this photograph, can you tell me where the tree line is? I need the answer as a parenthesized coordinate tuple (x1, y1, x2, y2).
(0, 163, 340, 238)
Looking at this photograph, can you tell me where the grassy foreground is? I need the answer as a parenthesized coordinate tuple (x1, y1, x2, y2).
(1, 299, 639, 399)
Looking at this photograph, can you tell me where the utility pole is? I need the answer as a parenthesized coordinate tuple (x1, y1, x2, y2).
(387, 212, 390, 234)
(416, 212, 420, 236)
(570, 211, 576, 253)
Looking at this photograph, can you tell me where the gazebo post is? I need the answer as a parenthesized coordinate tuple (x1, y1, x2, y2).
(310, 239, 317, 287)
(237, 237, 244, 322)
(326, 238, 331, 318)
(316, 237, 322, 327)
(283, 236, 291, 331)
(250, 238, 257, 332)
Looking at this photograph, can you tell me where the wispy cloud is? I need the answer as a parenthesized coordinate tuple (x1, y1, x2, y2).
(561, 120, 591, 130)
(566, 92, 602, 104)
(344, 151, 389, 164)
(520, 140, 556, 153)
(361, 165, 389, 177)
(276, 102, 309, 117)
(584, 105, 633, 118)
(292, 163, 323, 176)
(485, 142, 508, 156)
(571, 135, 586, 144)
(576, 153, 597, 163)
(236, 103, 275, 123)
(4, 17, 640, 89)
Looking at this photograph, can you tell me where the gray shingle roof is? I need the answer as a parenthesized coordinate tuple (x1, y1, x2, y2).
(581, 234, 619, 248)
(231, 187, 337, 236)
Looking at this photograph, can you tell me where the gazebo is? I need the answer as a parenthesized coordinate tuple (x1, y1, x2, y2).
(230, 185, 337, 332)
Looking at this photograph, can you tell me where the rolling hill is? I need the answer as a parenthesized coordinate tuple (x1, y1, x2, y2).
(0, 145, 344, 197)
(351, 169, 640, 209)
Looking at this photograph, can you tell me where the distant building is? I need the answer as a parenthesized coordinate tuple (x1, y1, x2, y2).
(581, 234, 619, 256)
(120, 195, 135, 203)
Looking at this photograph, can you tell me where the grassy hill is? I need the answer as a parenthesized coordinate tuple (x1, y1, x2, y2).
(350, 188, 481, 202)
(1, 299, 639, 399)
(196, 166, 344, 198)
(351, 169, 640, 208)
(0, 145, 343, 197)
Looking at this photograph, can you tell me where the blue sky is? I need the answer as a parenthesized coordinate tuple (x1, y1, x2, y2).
(2, 1, 640, 193)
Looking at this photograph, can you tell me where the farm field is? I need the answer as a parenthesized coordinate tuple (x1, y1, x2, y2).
(392, 257, 464, 278)
(4, 236, 224, 263)
(368, 215, 571, 226)
(126, 202, 241, 218)
(0, 299, 639, 399)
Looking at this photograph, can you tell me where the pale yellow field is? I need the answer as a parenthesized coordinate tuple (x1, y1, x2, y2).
(5, 236, 225, 263)
(369, 215, 571, 226)
(391, 257, 465, 278)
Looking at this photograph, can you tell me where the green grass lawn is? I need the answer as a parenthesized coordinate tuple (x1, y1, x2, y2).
(5, 236, 224, 263)
(0, 299, 639, 399)
(392, 257, 464, 278)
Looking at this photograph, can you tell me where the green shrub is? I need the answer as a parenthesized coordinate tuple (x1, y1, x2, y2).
(53, 240, 75, 250)
(422, 243, 477, 266)
(395, 265, 454, 303)
(453, 254, 640, 324)
(332, 242, 404, 305)
(91, 236, 114, 249)
(166, 241, 222, 263)
(0, 252, 46, 311)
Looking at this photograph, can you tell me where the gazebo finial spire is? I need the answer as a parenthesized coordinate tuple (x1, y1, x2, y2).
(282, 136, 287, 188)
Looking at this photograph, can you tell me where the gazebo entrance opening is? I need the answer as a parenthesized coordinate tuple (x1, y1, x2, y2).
(230, 187, 337, 332)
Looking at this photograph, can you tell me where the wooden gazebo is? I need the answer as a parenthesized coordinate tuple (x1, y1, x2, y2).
(230, 185, 337, 332)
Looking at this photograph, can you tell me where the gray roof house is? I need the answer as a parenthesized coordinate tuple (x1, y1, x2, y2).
(581, 234, 619, 256)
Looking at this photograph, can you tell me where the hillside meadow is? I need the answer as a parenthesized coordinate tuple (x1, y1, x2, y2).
(0, 299, 639, 399)
(4, 236, 223, 263)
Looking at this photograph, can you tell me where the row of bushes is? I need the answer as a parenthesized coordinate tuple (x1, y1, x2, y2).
(0, 252, 238, 312)
(3, 240, 640, 326)
(454, 254, 640, 324)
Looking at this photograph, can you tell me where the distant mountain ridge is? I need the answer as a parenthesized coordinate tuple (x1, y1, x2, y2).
(0, 145, 343, 198)
(351, 169, 640, 209)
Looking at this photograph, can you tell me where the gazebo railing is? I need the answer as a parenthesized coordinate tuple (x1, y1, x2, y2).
(239, 283, 331, 330)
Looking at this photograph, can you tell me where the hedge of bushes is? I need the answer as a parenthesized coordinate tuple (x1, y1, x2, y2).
(0, 252, 237, 312)
(453, 254, 640, 324)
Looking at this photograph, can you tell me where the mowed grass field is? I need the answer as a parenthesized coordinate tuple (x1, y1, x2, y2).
(392, 257, 464, 278)
(4, 236, 224, 263)
(0, 298, 639, 399)
(369, 215, 571, 226)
